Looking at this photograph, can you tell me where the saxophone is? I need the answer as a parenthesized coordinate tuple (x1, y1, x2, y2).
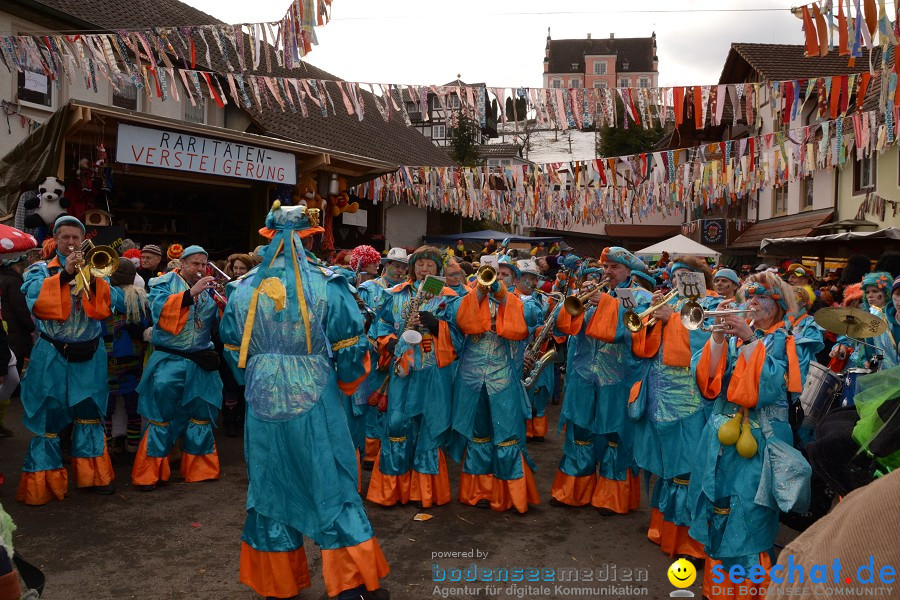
(523, 292, 564, 389)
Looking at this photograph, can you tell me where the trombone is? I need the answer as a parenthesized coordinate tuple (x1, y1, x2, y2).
(623, 289, 678, 332)
(681, 306, 756, 332)
(562, 277, 609, 317)
(71, 240, 119, 299)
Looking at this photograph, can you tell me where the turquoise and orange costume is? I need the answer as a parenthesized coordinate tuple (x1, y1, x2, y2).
(17, 247, 117, 505)
(551, 247, 649, 514)
(131, 246, 223, 488)
(445, 282, 539, 513)
(221, 204, 388, 599)
(690, 284, 806, 600)
(366, 260, 458, 509)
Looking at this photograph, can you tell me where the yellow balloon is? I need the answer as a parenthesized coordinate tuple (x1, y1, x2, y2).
(667, 558, 697, 589)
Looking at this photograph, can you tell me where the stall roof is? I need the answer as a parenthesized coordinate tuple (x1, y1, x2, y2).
(424, 230, 563, 244)
(760, 227, 900, 256)
(634, 234, 720, 258)
(0, 101, 402, 217)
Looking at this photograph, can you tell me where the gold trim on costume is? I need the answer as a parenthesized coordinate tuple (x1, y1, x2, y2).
(714, 507, 731, 515)
(498, 439, 518, 447)
(389, 436, 407, 443)
(331, 336, 360, 351)
(673, 477, 690, 486)
(472, 437, 492, 443)
(224, 343, 240, 351)
(608, 441, 619, 448)
(189, 418, 211, 426)
(40, 432, 59, 439)
(574, 439, 593, 446)
(74, 418, 101, 425)
(149, 419, 170, 427)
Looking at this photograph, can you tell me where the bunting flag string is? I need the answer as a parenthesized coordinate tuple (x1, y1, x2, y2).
(0, 0, 332, 83)
(796, 0, 898, 61)
(0, 24, 886, 139)
(353, 108, 898, 229)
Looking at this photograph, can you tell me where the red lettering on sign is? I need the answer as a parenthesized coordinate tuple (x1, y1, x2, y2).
(145, 147, 156, 163)
(159, 149, 170, 166)
(199, 155, 208, 172)
(245, 162, 254, 176)
(131, 146, 145, 162)
(174, 152, 183, 168)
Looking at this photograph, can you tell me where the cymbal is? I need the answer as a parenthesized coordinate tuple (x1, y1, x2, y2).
(814, 307, 887, 339)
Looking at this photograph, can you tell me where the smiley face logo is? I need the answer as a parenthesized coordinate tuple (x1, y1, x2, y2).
(667, 558, 697, 588)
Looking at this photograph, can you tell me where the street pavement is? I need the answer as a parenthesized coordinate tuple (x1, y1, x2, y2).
(0, 400, 799, 600)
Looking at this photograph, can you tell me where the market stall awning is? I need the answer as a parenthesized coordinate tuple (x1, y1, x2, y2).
(730, 208, 833, 249)
(424, 230, 562, 244)
(760, 227, 900, 256)
(605, 224, 681, 239)
(634, 234, 720, 258)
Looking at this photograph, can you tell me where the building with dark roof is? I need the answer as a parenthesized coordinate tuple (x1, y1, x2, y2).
(1, 0, 455, 254)
(542, 30, 658, 91)
(402, 79, 498, 148)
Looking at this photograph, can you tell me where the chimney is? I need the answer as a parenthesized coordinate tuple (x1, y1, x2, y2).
(610, 32, 615, 39)
(587, 33, 591, 40)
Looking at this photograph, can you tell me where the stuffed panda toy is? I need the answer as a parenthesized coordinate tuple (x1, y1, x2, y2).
(23, 176, 70, 232)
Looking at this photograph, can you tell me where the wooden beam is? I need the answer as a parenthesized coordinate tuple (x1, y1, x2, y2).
(297, 154, 330, 176)
(57, 106, 92, 179)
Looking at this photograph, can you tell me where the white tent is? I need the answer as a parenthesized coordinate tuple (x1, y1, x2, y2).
(634, 234, 720, 259)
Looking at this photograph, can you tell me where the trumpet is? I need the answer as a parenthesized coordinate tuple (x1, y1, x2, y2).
(476, 265, 497, 291)
(71, 240, 119, 299)
(623, 289, 678, 332)
(562, 277, 610, 317)
(681, 306, 756, 332)
(204, 262, 231, 305)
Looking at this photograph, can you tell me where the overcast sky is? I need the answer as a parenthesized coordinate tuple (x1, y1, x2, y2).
(181, 0, 808, 88)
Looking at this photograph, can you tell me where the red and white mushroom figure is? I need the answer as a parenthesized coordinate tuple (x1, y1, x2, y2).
(0, 224, 38, 263)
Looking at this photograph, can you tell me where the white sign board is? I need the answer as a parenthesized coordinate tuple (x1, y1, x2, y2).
(615, 287, 637, 309)
(341, 208, 368, 227)
(116, 123, 297, 184)
(676, 271, 706, 299)
(24, 71, 48, 94)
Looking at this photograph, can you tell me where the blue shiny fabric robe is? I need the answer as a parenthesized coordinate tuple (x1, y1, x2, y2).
(220, 254, 374, 551)
(632, 294, 721, 525)
(555, 285, 649, 482)
(372, 280, 458, 477)
(357, 276, 402, 447)
(688, 327, 798, 569)
(21, 256, 120, 471)
(136, 271, 223, 458)
(445, 292, 533, 480)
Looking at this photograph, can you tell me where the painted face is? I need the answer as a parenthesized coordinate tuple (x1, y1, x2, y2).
(600, 261, 629, 286)
(518, 273, 538, 293)
(383, 260, 407, 282)
(231, 260, 250, 278)
(866, 287, 886, 308)
(180, 253, 208, 282)
(748, 295, 779, 327)
(714, 277, 737, 299)
(414, 258, 438, 281)
(498, 265, 517, 288)
(54, 225, 83, 257)
(444, 262, 464, 287)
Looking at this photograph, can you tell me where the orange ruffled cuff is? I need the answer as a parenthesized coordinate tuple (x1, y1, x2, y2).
(321, 538, 390, 598)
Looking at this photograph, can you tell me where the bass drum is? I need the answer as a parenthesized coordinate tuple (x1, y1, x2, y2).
(799, 362, 842, 425)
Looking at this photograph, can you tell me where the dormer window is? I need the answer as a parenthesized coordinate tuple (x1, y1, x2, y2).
(571, 62, 579, 71)
(622, 58, 630, 71)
